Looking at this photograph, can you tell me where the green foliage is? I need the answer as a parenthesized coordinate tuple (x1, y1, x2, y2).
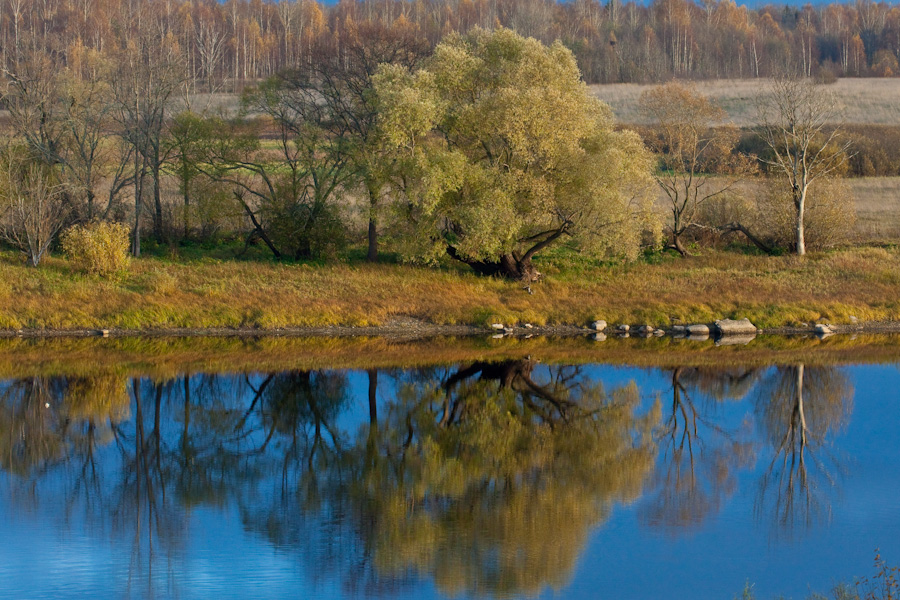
(61, 221, 131, 278)
(375, 28, 656, 274)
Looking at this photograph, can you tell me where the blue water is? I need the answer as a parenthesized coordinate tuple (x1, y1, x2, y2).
(0, 360, 897, 599)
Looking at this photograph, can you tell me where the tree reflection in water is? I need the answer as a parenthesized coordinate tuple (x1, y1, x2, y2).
(342, 359, 659, 598)
(641, 367, 759, 532)
(0, 359, 857, 599)
(754, 364, 853, 534)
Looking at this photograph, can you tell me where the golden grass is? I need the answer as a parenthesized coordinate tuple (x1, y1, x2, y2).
(847, 177, 900, 242)
(591, 78, 900, 126)
(1, 334, 898, 380)
(1, 246, 899, 332)
(650, 176, 900, 244)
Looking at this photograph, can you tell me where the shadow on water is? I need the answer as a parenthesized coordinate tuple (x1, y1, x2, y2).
(0, 342, 865, 599)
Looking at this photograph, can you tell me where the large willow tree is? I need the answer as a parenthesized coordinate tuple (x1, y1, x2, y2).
(375, 28, 656, 281)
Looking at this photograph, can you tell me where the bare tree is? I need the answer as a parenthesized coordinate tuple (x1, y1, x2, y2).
(640, 81, 753, 256)
(0, 146, 69, 266)
(111, 30, 188, 255)
(757, 74, 853, 256)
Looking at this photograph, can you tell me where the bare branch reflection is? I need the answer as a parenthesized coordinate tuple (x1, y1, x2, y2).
(754, 364, 853, 535)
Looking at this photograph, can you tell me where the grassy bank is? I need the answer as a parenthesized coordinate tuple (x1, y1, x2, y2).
(1, 245, 899, 332)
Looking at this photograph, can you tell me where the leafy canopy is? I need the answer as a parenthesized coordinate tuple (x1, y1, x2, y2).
(375, 27, 656, 270)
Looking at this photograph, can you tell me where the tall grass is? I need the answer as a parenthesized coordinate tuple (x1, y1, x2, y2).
(0, 246, 899, 332)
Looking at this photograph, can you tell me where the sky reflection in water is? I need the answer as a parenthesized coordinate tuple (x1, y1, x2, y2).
(0, 358, 898, 600)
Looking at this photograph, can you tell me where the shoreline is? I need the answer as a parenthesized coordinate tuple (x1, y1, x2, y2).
(2, 319, 899, 340)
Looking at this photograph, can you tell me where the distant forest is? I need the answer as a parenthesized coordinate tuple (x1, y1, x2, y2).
(2, 0, 899, 86)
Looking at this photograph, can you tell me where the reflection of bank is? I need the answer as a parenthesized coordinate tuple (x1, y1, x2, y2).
(754, 364, 853, 535)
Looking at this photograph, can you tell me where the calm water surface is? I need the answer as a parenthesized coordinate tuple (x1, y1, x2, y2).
(1, 350, 899, 599)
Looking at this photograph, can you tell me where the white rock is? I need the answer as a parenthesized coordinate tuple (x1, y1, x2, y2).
(592, 333, 607, 342)
(490, 323, 505, 330)
(524, 323, 534, 329)
(638, 325, 654, 334)
(617, 324, 630, 332)
(715, 318, 757, 335)
(687, 324, 710, 335)
(815, 323, 833, 335)
(590, 320, 607, 332)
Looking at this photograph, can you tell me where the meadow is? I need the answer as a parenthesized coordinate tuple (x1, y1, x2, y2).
(1, 244, 899, 332)
(590, 77, 900, 126)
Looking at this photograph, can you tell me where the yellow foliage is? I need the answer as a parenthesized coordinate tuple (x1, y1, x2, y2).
(61, 221, 131, 278)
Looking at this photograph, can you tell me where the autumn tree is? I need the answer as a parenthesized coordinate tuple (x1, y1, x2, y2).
(375, 27, 656, 281)
(756, 74, 853, 256)
(639, 81, 752, 256)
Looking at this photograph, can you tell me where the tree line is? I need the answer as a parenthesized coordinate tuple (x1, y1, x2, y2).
(0, 22, 858, 274)
(2, 0, 900, 87)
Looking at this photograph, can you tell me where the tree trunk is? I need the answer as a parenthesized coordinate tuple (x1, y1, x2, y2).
(669, 230, 688, 257)
(86, 189, 95, 221)
(153, 161, 163, 244)
(132, 158, 144, 258)
(719, 222, 774, 255)
(446, 246, 542, 281)
(367, 217, 378, 262)
(367, 183, 378, 262)
(796, 188, 807, 256)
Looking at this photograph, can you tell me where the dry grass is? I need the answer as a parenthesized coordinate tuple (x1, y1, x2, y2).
(650, 176, 900, 244)
(1, 246, 899, 332)
(847, 177, 900, 242)
(592, 78, 900, 126)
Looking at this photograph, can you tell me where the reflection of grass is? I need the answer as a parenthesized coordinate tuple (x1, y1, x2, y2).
(1, 334, 898, 380)
(1, 246, 900, 332)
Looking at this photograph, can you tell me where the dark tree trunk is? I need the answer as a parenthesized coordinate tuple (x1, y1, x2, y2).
(367, 217, 378, 262)
(668, 231, 688, 257)
(367, 183, 378, 262)
(132, 157, 144, 258)
(86, 189, 95, 221)
(366, 369, 378, 425)
(152, 161, 163, 243)
(446, 246, 542, 281)
(720, 222, 775, 255)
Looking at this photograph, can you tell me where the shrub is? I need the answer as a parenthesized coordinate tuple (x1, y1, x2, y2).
(61, 221, 131, 277)
(757, 177, 857, 251)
